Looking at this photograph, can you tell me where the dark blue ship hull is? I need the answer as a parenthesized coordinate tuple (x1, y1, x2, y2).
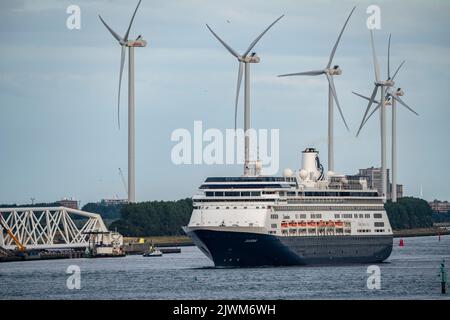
(183, 227, 393, 267)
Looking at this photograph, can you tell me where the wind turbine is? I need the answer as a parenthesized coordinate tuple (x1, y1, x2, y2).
(353, 35, 418, 202)
(277, 6, 355, 174)
(99, 0, 146, 203)
(206, 15, 284, 176)
(355, 31, 400, 201)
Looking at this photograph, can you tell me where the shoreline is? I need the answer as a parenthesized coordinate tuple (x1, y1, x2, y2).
(393, 227, 450, 238)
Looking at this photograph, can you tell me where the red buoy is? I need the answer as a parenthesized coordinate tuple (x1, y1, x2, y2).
(399, 239, 404, 247)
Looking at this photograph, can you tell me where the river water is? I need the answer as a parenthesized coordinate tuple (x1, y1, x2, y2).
(1, 235, 449, 300)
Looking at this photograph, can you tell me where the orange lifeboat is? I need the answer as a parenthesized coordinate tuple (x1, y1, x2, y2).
(335, 220, 344, 227)
(281, 221, 288, 228)
(317, 220, 326, 227)
(289, 221, 297, 227)
(326, 221, 335, 227)
(298, 221, 307, 227)
(307, 221, 317, 227)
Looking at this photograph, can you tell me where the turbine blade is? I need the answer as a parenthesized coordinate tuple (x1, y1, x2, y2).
(392, 95, 419, 116)
(327, 6, 356, 69)
(362, 102, 382, 127)
(388, 33, 391, 78)
(206, 24, 240, 58)
(278, 70, 324, 77)
(99, 15, 123, 43)
(370, 29, 380, 82)
(243, 15, 284, 57)
(352, 91, 380, 104)
(326, 74, 349, 131)
(356, 86, 378, 137)
(392, 60, 405, 81)
(117, 46, 126, 130)
(124, 0, 142, 41)
(235, 62, 244, 130)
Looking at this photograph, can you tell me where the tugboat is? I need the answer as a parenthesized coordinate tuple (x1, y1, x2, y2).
(143, 244, 162, 257)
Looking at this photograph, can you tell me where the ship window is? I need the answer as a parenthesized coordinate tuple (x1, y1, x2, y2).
(374, 213, 382, 218)
(251, 192, 261, 196)
(216, 207, 220, 209)
(334, 214, 340, 219)
(206, 192, 214, 197)
(215, 192, 224, 197)
(365, 213, 371, 218)
(374, 222, 384, 227)
(241, 192, 251, 197)
(233, 207, 237, 209)
(225, 192, 240, 197)
(271, 224, 277, 228)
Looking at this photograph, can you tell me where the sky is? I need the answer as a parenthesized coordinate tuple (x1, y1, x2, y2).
(0, 0, 449, 205)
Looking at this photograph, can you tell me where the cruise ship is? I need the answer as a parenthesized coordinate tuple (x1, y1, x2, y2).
(183, 148, 393, 267)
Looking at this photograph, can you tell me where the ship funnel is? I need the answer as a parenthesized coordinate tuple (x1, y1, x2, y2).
(300, 148, 324, 182)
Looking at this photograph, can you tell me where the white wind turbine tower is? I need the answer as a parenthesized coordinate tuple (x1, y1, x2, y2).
(353, 35, 418, 202)
(99, 0, 146, 203)
(206, 15, 284, 176)
(278, 7, 355, 174)
(355, 31, 398, 201)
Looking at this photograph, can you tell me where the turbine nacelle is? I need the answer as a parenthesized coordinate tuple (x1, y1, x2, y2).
(126, 39, 147, 47)
(240, 53, 260, 63)
(326, 66, 342, 76)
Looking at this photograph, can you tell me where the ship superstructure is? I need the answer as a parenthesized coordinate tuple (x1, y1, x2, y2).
(183, 148, 393, 267)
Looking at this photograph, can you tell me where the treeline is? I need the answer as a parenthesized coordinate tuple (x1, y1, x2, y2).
(432, 212, 450, 223)
(81, 202, 123, 220)
(109, 198, 193, 237)
(384, 197, 433, 229)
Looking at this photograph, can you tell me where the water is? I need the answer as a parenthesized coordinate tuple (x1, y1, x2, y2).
(1, 235, 449, 300)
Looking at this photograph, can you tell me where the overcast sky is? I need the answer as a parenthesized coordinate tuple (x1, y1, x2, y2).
(0, 0, 449, 205)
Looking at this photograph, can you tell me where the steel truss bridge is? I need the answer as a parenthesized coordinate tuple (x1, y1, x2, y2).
(0, 207, 108, 250)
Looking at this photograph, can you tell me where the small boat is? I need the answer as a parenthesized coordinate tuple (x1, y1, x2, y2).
(143, 245, 162, 257)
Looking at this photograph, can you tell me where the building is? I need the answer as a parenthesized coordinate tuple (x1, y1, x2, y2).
(429, 200, 450, 213)
(100, 198, 129, 206)
(58, 198, 79, 210)
(354, 167, 403, 200)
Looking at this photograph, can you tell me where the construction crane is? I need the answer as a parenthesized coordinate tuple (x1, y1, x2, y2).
(0, 219, 26, 252)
